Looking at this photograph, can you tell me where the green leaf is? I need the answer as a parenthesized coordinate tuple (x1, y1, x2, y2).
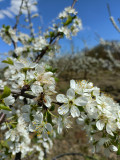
(54, 77, 59, 82)
(117, 144, 120, 155)
(2, 58, 14, 65)
(50, 105, 55, 111)
(49, 31, 55, 37)
(0, 86, 11, 99)
(63, 15, 76, 26)
(21, 67, 29, 73)
(5, 25, 10, 31)
(0, 104, 11, 111)
(2, 24, 5, 28)
(52, 68, 57, 73)
(77, 106, 84, 112)
(47, 112, 52, 124)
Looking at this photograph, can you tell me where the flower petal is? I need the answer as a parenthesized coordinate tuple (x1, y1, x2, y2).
(70, 80, 76, 89)
(22, 105, 30, 113)
(110, 145, 118, 152)
(31, 84, 43, 95)
(4, 95, 15, 106)
(44, 95, 52, 108)
(66, 88, 75, 100)
(56, 94, 68, 103)
(106, 124, 114, 136)
(42, 129, 48, 141)
(70, 105, 80, 118)
(34, 111, 43, 123)
(22, 113, 30, 122)
(96, 120, 105, 130)
(74, 97, 87, 106)
(58, 104, 69, 115)
(45, 123, 53, 132)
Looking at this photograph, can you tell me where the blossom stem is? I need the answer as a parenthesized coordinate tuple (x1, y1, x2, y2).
(0, 113, 6, 125)
(48, 110, 58, 118)
(71, 0, 78, 8)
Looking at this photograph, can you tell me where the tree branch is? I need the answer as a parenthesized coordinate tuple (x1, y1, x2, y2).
(25, 0, 35, 38)
(71, 0, 78, 8)
(0, 87, 36, 99)
(8, 0, 24, 58)
(13, 0, 24, 30)
(0, 87, 62, 104)
(107, 3, 120, 33)
(0, 85, 62, 124)
(34, 32, 62, 63)
(0, 113, 6, 125)
(52, 152, 97, 160)
(34, 0, 78, 63)
(107, 3, 111, 17)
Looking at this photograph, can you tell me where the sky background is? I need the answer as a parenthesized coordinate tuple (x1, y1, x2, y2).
(0, 0, 120, 64)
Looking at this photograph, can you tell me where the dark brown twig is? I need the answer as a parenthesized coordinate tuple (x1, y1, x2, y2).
(0, 86, 35, 125)
(0, 1, 24, 127)
(0, 113, 6, 125)
(52, 152, 97, 160)
(14, 152, 21, 160)
(13, 0, 24, 30)
(25, 0, 35, 38)
(34, 0, 78, 63)
(107, 3, 111, 17)
(35, 32, 62, 63)
(0, 87, 36, 99)
(0, 87, 62, 104)
(12, 0, 24, 52)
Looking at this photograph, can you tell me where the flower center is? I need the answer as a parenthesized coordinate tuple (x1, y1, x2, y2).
(69, 100, 73, 105)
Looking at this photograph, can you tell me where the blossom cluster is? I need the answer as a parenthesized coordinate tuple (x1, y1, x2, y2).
(0, 58, 56, 159)
(0, 6, 82, 61)
(58, 6, 82, 39)
(0, 26, 18, 45)
(1, 56, 120, 159)
(56, 79, 120, 155)
(0, 1, 120, 160)
(49, 41, 120, 78)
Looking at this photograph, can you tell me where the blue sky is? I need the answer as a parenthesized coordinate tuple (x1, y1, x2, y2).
(0, 0, 120, 61)
(38, 0, 120, 52)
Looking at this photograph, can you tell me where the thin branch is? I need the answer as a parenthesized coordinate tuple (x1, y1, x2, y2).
(12, 0, 24, 51)
(25, 0, 35, 38)
(0, 87, 62, 104)
(107, 3, 120, 33)
(71, 0, 78, 9)
(0, 87, 36, 99)
(34, 0, 78, 63)
(107, 3, 111, 17)
(34, 32, 62, 63)
(0, 85, 36, 125)
(52, 100, 62, 106)
(0, 85, 62, 124)
(52, 152, 97, 160)
(0, 113, 6, 125)
(118, 18, 120, 25)
(6, 0, 24, 59)
(13, 0, 24, 30)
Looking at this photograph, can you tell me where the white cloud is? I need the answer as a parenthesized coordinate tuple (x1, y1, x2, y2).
(0, 0, 38, 19)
